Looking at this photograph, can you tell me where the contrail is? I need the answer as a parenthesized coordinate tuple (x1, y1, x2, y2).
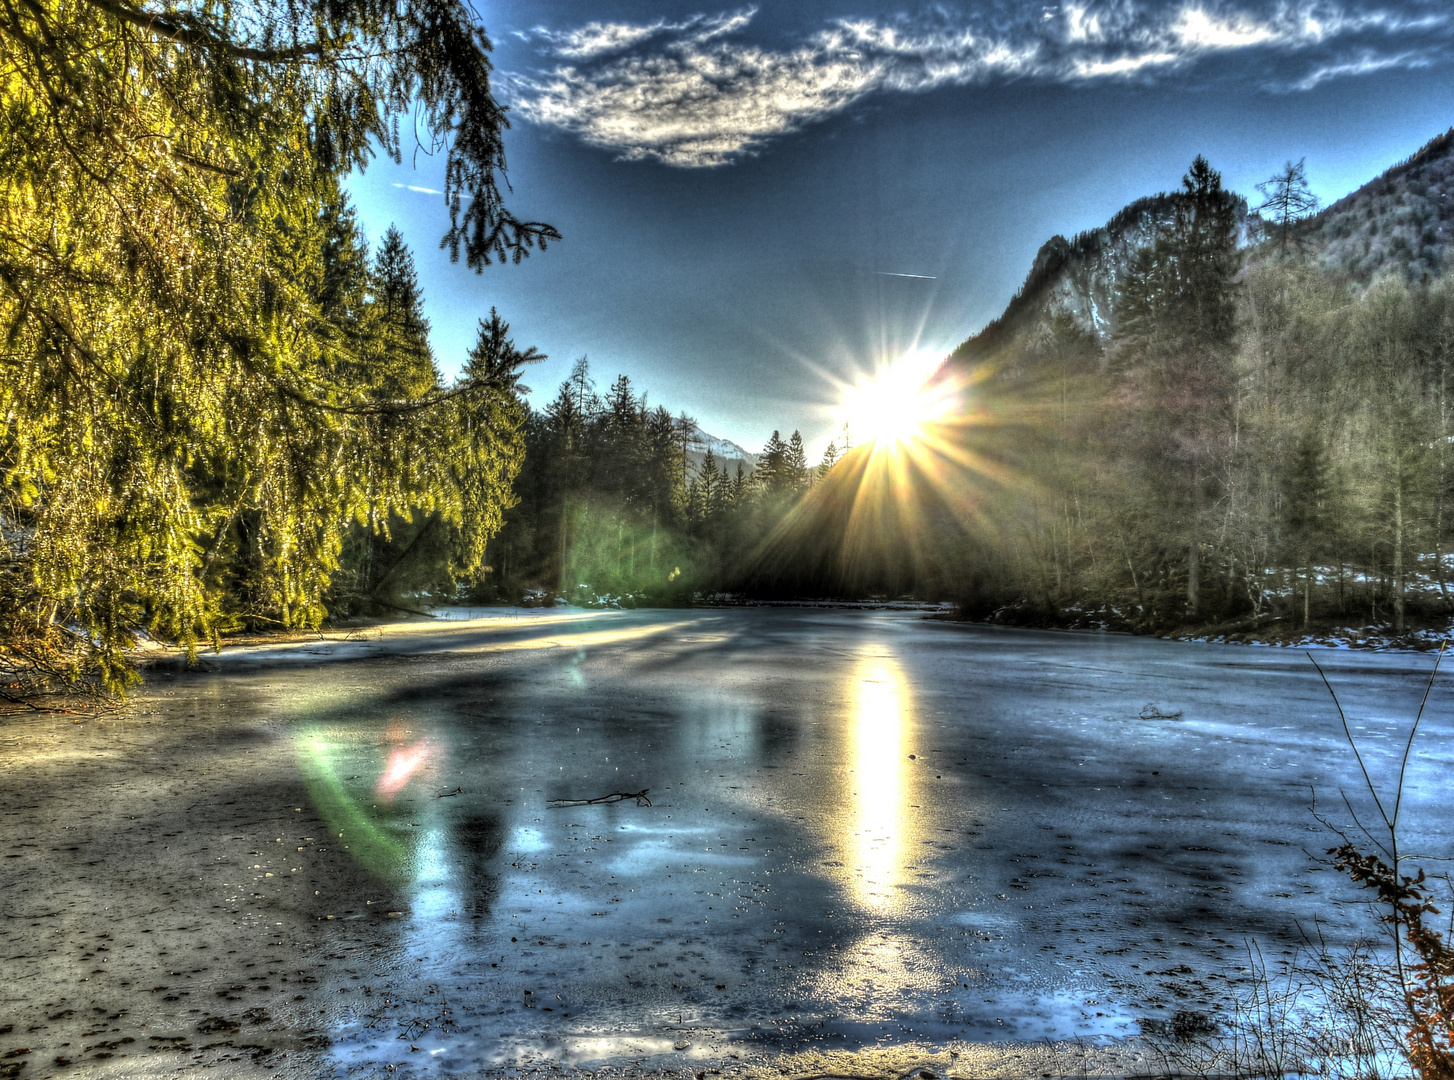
(875, 271, 936, 279)
(392, 183, 444, 195)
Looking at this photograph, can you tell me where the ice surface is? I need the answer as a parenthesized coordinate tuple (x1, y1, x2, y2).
(3, 609, 1450, 1076)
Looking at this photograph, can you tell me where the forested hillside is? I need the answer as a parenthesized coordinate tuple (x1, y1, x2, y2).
(1310, 127, 1454, 283)
(936, 137, 1454, 642)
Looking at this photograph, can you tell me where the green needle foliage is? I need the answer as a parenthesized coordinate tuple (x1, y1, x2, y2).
(0, 0, 553, 698)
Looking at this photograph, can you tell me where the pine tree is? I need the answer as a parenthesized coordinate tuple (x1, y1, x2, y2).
(673, 412, 698, 501)
(370, 226, 439, 398)
(1115, 156, 1243, 618)
(568, 357, 598, 417)
(818, 440, 841, 483)
(1119, 155, 1241, 351)
(0, 0, 566, 688)
(786, 431, 809, 491)
(697, 450, 721, 520)
(759, 430, 788, 494)
(730, 461, 749, 507)
(466, 309, 545, 395)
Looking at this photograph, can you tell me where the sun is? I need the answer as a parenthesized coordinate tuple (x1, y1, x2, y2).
(840, 349, 955, 450)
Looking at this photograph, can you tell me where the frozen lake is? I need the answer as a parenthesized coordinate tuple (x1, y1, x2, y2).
(3, 608, 1452, 1077)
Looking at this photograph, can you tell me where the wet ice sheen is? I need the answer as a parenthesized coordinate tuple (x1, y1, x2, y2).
(6, 607, 1450, 1076)
(263, 610, 1453, 1073)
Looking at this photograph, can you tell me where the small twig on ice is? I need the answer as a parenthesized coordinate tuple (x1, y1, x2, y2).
(547, 789, 652, 808)
(436, 787, 463, 798)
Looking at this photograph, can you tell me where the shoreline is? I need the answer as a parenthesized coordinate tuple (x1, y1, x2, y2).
(123, 600, 1454, 681)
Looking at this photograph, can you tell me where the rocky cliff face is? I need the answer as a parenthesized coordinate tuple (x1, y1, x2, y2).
(954, 192, 1257, 359)
(952, 125, 1454, 362)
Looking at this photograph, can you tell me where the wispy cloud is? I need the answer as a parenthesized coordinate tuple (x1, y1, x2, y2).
(508, 1, 1449, 167)
(530, 11, 756, 60)
(1292, 48, 1429, 88)
(393, 183, 444, 195)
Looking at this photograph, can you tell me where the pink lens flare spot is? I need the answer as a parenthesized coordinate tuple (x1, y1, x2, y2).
(376, 739, 433, 800)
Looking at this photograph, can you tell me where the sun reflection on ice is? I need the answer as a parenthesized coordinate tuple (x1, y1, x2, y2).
(844, 650, 917, 913)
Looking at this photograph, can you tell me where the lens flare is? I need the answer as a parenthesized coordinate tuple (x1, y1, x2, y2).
(376, 738, 433, 801)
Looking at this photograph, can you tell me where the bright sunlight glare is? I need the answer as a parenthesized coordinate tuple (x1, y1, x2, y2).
(840, 349, 955, 449)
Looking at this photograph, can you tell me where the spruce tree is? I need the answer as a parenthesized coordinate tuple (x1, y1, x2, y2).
(1115, 156, 1242, 618)
(786, 431, 810, 490)
(759, 431, 788, 494)
(370, 226, 438, 398)
(818, 440, 841, 482)
(0, 0, 559, 690)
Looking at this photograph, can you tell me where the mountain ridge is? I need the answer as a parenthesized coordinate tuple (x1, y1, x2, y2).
(951, 125, 1454, 362)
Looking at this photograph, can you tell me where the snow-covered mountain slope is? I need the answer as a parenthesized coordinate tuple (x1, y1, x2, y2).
(685, 423, 757, 475)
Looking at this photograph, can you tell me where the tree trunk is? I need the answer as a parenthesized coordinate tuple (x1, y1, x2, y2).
(558, 497, 570, 596)
(1187, 466, 1201, 617)
(1304, 558, 1312, 630)
(1441, 362, 1451, 611)
(1371, 544, 1378, 623)
(1187, 541, 1200, 617)
(1394, 463, 1406, 635)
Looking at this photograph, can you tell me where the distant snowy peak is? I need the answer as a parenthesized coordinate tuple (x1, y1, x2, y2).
(687, 424, 758, 473)
(689, 424, 756, 463)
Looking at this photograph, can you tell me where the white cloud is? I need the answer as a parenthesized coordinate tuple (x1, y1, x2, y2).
(1171, 8, 1279, 48)
(544, 21, 672, 60)
(531, 10, 759, 60)
(1071, 50, 1180, 77)
(510, 2, 1449, 167)
(1063, 4, 1105, 43)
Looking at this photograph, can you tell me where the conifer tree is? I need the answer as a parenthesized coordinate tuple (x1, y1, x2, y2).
(758, 431, 788, 494)
(818, 440, 841, 482)
(730, 462, 750, 507)
(1115, 155, 1242, 617)
(786, 431, 810, 490)
(370, 226, 439, 398)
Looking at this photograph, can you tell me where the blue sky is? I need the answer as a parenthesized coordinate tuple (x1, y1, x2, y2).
(347, 0, 1454, 455)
